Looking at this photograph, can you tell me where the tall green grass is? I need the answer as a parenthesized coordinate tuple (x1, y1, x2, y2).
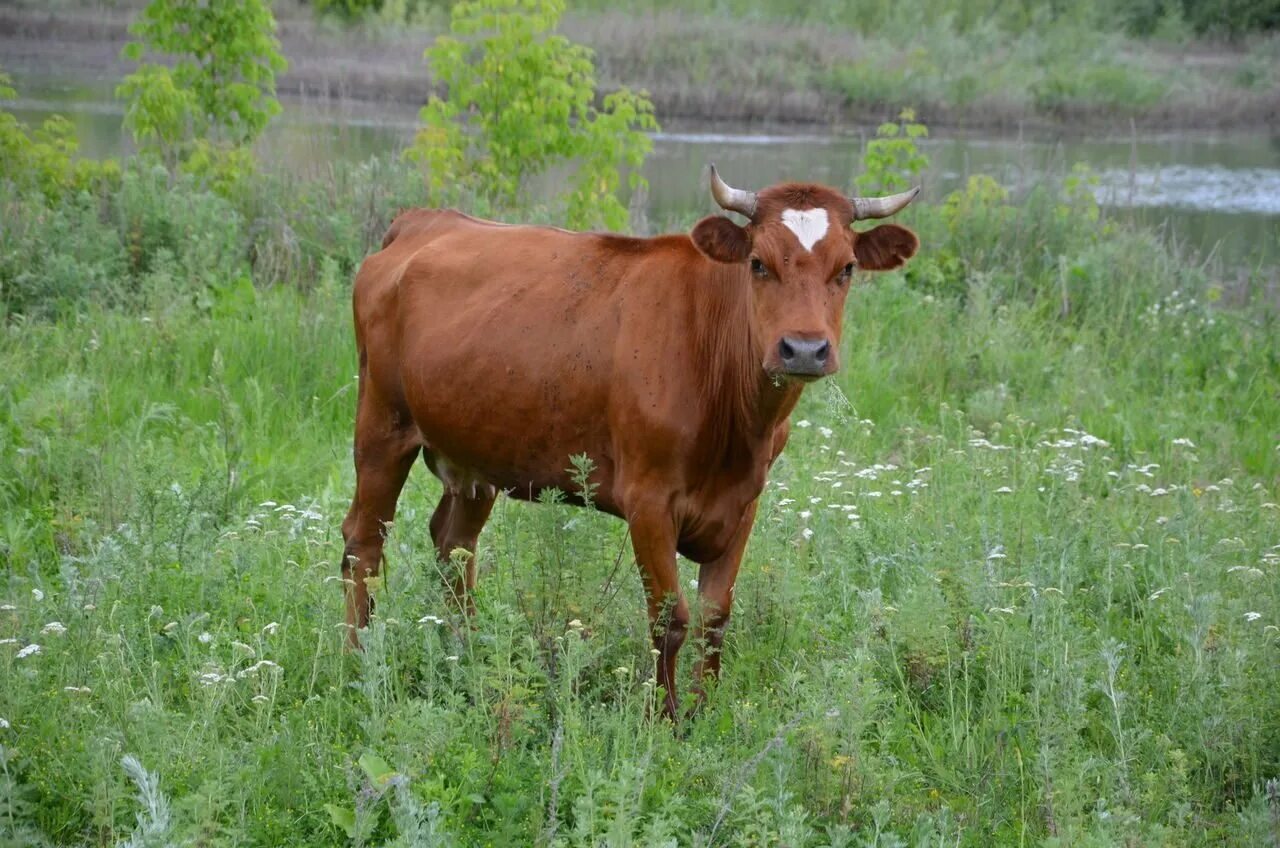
(1, 157, 1278, 844)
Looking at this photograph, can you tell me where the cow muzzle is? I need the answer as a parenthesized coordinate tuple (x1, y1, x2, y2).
(777, 336, 832, 379)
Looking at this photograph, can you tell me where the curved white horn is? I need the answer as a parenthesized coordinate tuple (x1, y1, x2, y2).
(708, 163, 757, 219)
(850, 186, 920, 220)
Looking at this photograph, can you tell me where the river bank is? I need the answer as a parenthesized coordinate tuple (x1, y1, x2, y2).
(2, 3, 1277, 132)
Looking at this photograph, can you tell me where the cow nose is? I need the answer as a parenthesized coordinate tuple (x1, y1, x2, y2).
(778, 337, 830, 376)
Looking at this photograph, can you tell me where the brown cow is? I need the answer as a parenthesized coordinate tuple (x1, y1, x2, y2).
(341, 166, 919, 719)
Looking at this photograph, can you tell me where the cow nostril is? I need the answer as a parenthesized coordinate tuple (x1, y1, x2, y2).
(814, 340, 830, 363)
(778, 338, 796, 361)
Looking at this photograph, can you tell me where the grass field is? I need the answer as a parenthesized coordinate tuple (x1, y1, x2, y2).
(2, 151, 1279, 845)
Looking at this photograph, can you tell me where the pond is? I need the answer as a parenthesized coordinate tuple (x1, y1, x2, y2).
(6, 78, 1279, 268)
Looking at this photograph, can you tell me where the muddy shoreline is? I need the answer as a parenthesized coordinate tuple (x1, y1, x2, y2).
(2, 6, 1277, 134)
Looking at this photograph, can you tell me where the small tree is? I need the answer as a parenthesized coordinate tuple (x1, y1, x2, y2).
(405, 0, 658, 231)
(116, 0, 287, 192)
(856, 108, 929, 195)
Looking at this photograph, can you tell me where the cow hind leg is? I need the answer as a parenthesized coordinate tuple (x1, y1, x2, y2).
(427, 488, 495, 614)
(340, 389, 420, 648)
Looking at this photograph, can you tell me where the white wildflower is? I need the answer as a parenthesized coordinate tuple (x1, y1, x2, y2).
(613, 666, 630, 675)
(863, 491, 882, 498)
(1244, 611, 1262, 622)
(1171, 438, 1196, 448)
(41, 621, 67, 635)
(986, 546, 1007, 561)
(800, 527, 814, 541)
(995, 486, 1013, 494)
(418, 614, 445, 626)
(231, 641, 255, 657)
(197, 632, 213, 644)
(0, 718, 8, 729)
(1148, 587, 1169, 600)
(259, 501, 278, 508)
(798, 510, 812, 520)
(566, 619, 583, 631)
(445, 655, 459, 663)
(236, 660, 281, 678)
(689, 578, 699, 589)
(818, 426, 833, 439)
(16, 644, 41, 659)
(31, 589, 44, 602)
(795, 419, 811, 428)
(0, 604, 15, 612)
(63, 686, 91, 694)
(252, 694, 269, 704)
(261, 622, 279, 635)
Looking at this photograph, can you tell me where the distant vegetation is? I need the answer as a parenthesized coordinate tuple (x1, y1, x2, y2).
(281, 0, 1280, 129)
(1, 0, 1278, 846)
(310, 0, 1280, 37)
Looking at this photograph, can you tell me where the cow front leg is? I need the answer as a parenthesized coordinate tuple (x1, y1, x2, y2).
(691, 499, 758, 709)
(340, 383, 420, 648)
(628, 507, 688, 722)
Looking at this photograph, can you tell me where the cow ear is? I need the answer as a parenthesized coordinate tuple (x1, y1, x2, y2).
(852, 224, 919, 271)
(692, 215, 752, 264)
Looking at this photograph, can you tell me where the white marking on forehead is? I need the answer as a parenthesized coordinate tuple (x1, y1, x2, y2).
(780, 208, 830, 252)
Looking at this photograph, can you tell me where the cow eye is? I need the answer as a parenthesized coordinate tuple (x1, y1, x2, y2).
(836, 263, 854, 284)
(750, 257, 768, 278)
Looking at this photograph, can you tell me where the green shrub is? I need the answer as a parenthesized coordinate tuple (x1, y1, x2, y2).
(0, 164, 248, 319)
(404, 0, 658, 231)
(823, 60, 931, 111)
(0, 71, 120, 202)
(309, 0, 385, 19)
(0, 187, 127, 318)
(1031, 64, 1167, 113)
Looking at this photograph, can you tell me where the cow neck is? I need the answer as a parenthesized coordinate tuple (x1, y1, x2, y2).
(693, 261, 803, 467)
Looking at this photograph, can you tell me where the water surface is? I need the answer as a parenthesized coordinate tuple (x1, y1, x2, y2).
(7, 77, 1278, 267)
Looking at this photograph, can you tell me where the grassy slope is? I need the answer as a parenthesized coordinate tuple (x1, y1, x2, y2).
(1, 175, 1279, 844)
(1, 2, 1277, 130)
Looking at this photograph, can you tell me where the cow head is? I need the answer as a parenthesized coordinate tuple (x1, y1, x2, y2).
(691, 165, 920, 381)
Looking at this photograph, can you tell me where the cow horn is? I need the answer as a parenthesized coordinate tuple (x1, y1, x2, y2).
(849, 186, 920, 220)
(708, 163, 757, 219)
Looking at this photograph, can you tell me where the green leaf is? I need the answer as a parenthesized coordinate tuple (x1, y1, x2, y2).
(324, 803, 357, 838)
(358, 752, 396, 786)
